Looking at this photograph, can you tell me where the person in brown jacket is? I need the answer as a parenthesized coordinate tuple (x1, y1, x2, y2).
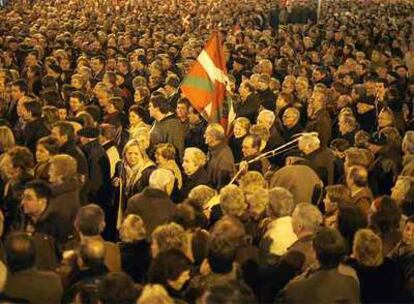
(346, 165, 373, 217)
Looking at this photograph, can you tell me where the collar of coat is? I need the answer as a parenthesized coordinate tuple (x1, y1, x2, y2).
(142, 187, 170, 199)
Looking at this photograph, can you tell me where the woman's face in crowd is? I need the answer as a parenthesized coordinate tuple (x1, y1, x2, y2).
(36, 144, 50, 163)
(233, 122, 247, 138)
(182, 152, 199, 176)
(125, 145, 141, 167)
(129, 111, 141, 126)
(282, 108, 299, 129)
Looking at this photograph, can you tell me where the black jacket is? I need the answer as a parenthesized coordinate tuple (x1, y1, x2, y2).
(120, 239, 151, 283)
(49, 176, 81, 243)
(184, 119, 208, 153)
(236, 93, 261, 123)
(81, 139, 112, 207)
(23, 118, 50, 153)
(179, 167, 210, 202)
(150, 114, 185, 161)
(258, 88, 276, 112)
(126, 187, 176, 240)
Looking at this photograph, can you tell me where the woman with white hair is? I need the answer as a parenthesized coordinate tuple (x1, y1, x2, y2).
(179, 147, 210, 202)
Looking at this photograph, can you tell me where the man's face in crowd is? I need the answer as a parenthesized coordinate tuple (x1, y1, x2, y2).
(402, 221, 414, 245)
(11, 85, 23, 101)
(69, 97, 83, 113)
(176, 103, 188, 121)
(91, 58, 103, 74)
(242, 137, 258, 158)
(21, 188, 44, 217)
(51, 127, 66, 145)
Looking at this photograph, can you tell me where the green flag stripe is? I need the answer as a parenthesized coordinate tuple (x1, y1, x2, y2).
(182, 76, 214, 92)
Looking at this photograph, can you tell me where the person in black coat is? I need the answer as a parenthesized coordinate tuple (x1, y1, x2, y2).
(126, 169, 177, 240)
(179, 147, 210, 202)
(119, 214, 151, 283)
(52, 121, 89, 203)
(347, 229, 403, 303)
(185, 107, 208, 153)
(78, 127, 112, 209)
(21, 100, 50, 154)
(236, 80, 261, 123)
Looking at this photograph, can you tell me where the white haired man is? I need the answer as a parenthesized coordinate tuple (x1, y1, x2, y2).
(126, 169, 176, 239)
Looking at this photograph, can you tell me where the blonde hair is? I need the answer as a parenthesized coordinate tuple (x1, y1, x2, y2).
(238, 171, 266, 194)
(184, 148, 207, 168)
(151, 222, 187, 254)
(0, 126, 15, 152)
(353, 229, 384, 267)
(51, 154, 77, 177)
(120, 214, 146, 242)
(220, 184, 247, 217)
(138, 284, 174, 304)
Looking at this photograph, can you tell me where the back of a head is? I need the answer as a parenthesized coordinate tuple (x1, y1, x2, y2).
(151, 222, 187, 255)
(188, 185, 217, 208)
(353, 229, 384, 267)
(76, 204, 105, 236)
(97, 272, 138, 304)
(148, 249, 191, 286)
(149, 168, 175, 192)
(268, 187, 294, 218)
(5, 232, 36, 273)
(79, 238, 106, 268)
(219, 185, 247, 217)
(292, 203, 323, 235)
(313, 227, 346, 269)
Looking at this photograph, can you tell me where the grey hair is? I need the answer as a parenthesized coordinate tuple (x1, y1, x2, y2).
(268, 187, 295, 217)
(206, 123, 225, 141)
(220, 184, 247, 217)
(184, 147, 207, 168)
(149, 168, 175, 191)
(292, 203, 323, 233)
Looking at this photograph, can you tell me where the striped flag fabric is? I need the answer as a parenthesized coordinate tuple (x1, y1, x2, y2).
(181, 31, 228, 123)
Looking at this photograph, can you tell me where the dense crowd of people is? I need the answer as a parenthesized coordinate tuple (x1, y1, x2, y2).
(0, 0, 412, 302)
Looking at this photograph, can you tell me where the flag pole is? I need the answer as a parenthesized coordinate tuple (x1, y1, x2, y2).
(317, 0, 322, 22)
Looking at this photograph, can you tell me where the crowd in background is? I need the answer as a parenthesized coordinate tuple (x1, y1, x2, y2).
(0, 0, 412, 303)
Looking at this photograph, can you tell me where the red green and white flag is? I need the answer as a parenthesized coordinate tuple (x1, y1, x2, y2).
(181, 31, 228, 124)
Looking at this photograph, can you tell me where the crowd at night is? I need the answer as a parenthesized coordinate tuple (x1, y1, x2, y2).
(0, 0, 412, 302)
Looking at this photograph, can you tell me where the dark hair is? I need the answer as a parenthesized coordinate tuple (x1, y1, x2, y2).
(5, 232, 36, 272)
(61, 84, 76, 101)
(109, 96, 124, 111)
(177, 98, 190, 109)
(71, 91, 86, 104)
(41, 75, 58, 89)
(11, 79, 28, 95)
(97, 273, 138, 304)
(25, 179, 52, 200)
(191, 229, 209, 266)
(313, 227, 346, 268)
(208, 235, 237, 274)
(149, 95, 170, 114)
(148, 249, 192, 286)
(41, 89, 62, 106)
(128, 105, 146, 118)
(75, 204, 105, 236)
(172, 203, 197, 230)
(37, 136, 60, 155)
(7, 146, 34, 170)
(54, 121, 75, 141)
(337, 204, 367, 253)
(23, 101, 42, 119)
(371, 196, 401, 234)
